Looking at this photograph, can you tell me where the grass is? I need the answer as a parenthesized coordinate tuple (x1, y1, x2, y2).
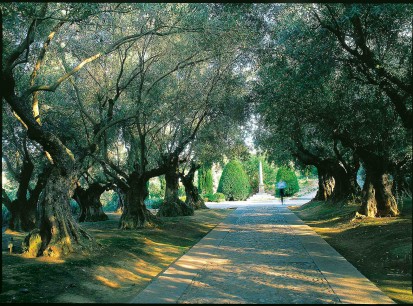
(0, 209, 232, 303)
(289, 197, 412, 304)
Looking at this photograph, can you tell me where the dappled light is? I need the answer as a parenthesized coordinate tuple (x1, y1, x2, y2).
(95, 275, 121, 289)
(133, 206, 396, 304)
(1, 1, 411, 304)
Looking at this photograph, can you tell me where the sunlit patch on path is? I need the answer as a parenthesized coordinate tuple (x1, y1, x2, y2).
(131, 196, 395, 304)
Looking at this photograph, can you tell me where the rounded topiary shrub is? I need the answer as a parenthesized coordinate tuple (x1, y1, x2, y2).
(217, 160, 251, 201)
(275, 166, 300, 197)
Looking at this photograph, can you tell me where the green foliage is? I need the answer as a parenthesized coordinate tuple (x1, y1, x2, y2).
(149, 179, 164, 199)
(217, 160, 251, 200)
(70, 199, 80, 215)
(242, 154, 277, 194)
(102, 192, 119, 212)
(357, 164, 366, 189)
(201, 193, 213, 202)
(198, 163, 214, 195)
(298, 165, 318, 179)
(275, 166, 300, 197)
(178, 185, 186, 197)
(2, 205, 10, 226)
(201, 192, 225, 202)
(144, 198, 163, 209)
(210, 192, 226, 202)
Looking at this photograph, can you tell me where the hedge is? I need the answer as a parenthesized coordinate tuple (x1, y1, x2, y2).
(275, 166, 300, 197)
(217, 160, 251, 201)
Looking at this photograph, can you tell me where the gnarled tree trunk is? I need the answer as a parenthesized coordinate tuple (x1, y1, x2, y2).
(180, 163, 208, 210)
(7, 158, 35, 231)
(74, 182, 109, 222)
(5, 160, 50, 232)
(314, 166, 335, 201)
(157, 155, 194, 217)
(2, 11, 97, 257)
(313, 159, 359, 202)
(24, 167, 94, 257)
(115, 187, 126, 214)
(119, 171, 159, 229)
(360, 166, 399, 217)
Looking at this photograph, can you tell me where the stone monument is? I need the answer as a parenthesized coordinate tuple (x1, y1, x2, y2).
(247, 159, 275, 201)
(258, 160, 265, 194)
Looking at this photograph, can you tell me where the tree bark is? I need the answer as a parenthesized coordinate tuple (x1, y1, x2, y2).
(314, 165, 335, 201)
(157, 155, 194, 217)
(119, 171, 159, 229)
(328, 159, 359, 202)
(359, 157, 399, 217)
(74, 183, 109, 222)
(24, 167, 94, 257)
(7, 156, 34, 231)
(333, 131, 400, 217)
(294, 147, 349, 202)
(309, 158, 359, 202)
(5, 160, 50, 232)
(115, 187, 126, 213)
(180, 163, 208, 210)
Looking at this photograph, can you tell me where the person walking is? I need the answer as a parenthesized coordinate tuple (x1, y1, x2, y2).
(276, 180, 287, 205)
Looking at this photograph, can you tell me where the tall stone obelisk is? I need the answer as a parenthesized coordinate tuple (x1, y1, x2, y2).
(258, 160, 265, 194)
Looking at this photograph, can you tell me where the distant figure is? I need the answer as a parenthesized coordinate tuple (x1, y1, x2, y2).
(276, 180, 287, 205)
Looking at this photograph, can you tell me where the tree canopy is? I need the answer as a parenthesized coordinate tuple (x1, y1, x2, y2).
(1, 3, 411, 258)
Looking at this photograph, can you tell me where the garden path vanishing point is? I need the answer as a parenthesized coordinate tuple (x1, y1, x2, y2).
(130, 193, 395, 304)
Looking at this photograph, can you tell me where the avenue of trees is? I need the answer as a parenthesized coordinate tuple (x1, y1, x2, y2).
(2, 3, 411, 258)
(253, 3, 412, 217)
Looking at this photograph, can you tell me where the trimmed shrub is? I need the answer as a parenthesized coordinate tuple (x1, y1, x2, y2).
(201, 193, 214, 202)
(198, 164, 214, 195)
(210, 192, 226, 202)
(201, 192, 225, 202)
(217, 160, 251, 201)
(275, 166, 300, 197)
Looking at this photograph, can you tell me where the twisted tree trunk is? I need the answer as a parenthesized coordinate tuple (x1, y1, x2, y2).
(359, 155, 399, 217)
(314, 166, 335, 201)
(74, 182, 109, 222)
(313, 159, 359, 202)
(157, 155, 194, 217)
(119, 171, 159, 229)
(24, 167, 94, 257)
(115, 188, 126, 214)
(180, 163, 208, 210)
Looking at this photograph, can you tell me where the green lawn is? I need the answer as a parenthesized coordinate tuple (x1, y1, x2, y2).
(0, 209, 232, 303)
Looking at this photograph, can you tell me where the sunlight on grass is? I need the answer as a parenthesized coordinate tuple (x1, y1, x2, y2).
(0, 209, 232, 303)
(290, 197, 412, 304)
(95, 275, 121, 288)
(381, 286, 413, 304)
(34, 256, 65, 264)
(134, 265, 162, 278)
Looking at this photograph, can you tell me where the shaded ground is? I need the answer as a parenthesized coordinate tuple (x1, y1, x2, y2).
(289, 197, 412, 304)
(0, 209, 231, 303)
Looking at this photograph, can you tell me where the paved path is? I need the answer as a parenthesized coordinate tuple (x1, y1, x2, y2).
(130, 193, 394, 304)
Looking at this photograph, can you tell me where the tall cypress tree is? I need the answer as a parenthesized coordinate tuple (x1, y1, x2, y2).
(198, 162, 213, 195)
